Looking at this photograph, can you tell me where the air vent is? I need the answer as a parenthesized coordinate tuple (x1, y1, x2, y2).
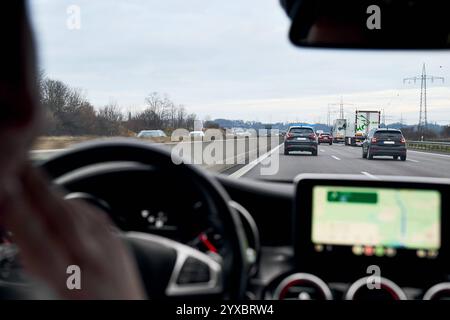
(345, 276, 407, 300)
(274, 273, 333, 300)
(423, 283, 450, 300)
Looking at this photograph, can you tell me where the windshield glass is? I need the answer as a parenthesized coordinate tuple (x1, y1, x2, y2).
(30, 1, 450, 182)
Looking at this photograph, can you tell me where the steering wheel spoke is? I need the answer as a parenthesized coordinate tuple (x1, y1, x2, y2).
(124, 232, 223, 298)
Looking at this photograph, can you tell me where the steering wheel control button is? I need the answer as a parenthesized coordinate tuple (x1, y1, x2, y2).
(274, 273, 333, 300)
(345, 276, 407, 300)
(176, 257, 210, 284)
(423, 283, 450, 300)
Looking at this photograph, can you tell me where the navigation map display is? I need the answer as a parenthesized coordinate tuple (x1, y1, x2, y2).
(311, 186, 441, 250)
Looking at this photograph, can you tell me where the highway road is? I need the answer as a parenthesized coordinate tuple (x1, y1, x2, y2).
(31, 140, 450, 181)
(30, 137, 277, 174)
(237, 143, 450, 181)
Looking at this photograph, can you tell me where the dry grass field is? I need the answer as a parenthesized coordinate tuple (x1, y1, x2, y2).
(32, 135, 173, 150)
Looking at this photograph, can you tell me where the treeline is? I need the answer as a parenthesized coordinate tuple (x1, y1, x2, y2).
(38, 75, 197, 136)
(379, 122, 450, 140)
(401, 126, 450, 140)
(125, 92, 197, 135)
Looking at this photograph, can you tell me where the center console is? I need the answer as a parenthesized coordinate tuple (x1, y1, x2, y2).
(271, 174, 450, 300)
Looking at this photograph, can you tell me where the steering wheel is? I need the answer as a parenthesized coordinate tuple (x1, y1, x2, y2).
(34, 139, 248, 299)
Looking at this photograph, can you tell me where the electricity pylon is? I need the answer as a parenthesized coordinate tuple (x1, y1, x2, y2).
(403, 63, 444, 133)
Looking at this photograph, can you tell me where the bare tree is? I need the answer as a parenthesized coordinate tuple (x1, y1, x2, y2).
(96, 103, 124, 136)
(38, 75, 197, 136)
(39, 77, 97, 135)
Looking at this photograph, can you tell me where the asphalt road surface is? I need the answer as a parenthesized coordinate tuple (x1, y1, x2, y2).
(240, 143, 450, 181)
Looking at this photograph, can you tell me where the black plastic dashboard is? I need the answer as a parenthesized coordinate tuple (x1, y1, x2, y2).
(216, 175, 294, 247)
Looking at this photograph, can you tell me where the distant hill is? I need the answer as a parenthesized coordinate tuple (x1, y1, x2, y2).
(212, 119, 332, 132)
(380, 122, 443, 134)
(212, 119, 447, 136)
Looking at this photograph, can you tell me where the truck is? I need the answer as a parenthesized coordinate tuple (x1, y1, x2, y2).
(345, 110, 381, 146)
(332, 119, 347, 143)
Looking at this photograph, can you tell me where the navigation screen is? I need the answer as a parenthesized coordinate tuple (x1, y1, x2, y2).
(312, 186, 441, 250)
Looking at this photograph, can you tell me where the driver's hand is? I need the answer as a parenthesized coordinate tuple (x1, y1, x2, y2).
(1, 164, 146, 299)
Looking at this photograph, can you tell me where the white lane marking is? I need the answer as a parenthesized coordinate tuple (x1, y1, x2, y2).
(331, 155, 341, 161)
(409, 150, 450, 158)
(320, 149, 325, 152)
(229, 143, 283, 179)
(361, 171, 380, 180)
(407, 159, 420, 163)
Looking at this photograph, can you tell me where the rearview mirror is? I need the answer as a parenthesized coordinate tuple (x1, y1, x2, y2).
(281, 0, 450, 49)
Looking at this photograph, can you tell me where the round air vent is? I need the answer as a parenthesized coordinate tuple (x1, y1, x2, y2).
(274, 273, 333, 300)
(345, 276, 407, 300)
(423, 283, 450, 300)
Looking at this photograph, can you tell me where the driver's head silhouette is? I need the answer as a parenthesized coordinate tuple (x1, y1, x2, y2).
(0, 1, 41, 186)
(0, 2, 144, 300)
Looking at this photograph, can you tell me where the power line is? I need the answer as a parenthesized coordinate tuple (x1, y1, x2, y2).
(327, 105, 330, 127)
(326, 104, 340, 126)
(329, 96, 354, 120)
(381, 108, 395, 126)
(403, 63, 444, 132)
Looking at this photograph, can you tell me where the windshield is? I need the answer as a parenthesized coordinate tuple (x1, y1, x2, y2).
(30, 1, 450, 182)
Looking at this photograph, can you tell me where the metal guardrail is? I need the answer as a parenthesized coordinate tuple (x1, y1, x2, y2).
(407, 140, 450, 153)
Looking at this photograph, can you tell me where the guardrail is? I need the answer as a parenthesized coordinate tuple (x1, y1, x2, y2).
(31, 136, 284, 174)
(407, 140, 450, 153)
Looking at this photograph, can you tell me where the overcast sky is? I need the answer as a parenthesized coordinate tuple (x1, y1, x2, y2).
(29, 0, 450, 125)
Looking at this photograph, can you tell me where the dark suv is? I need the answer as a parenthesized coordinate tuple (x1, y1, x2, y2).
(362, 128, 407, 161)
(284, 126, 318, 156)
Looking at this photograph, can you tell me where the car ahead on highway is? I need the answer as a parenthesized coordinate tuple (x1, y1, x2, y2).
(231, 128, 253, 138)
(318, 132, 333, 145)
(189, 131, 205, 139)
(362, 128, 407, 161)
(137, 130, 167, 138)
(284, 126, 318, 156)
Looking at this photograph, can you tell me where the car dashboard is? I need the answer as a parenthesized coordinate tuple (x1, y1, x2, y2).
(51, 165, 450, 300)
(4, 158, 449, 301)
